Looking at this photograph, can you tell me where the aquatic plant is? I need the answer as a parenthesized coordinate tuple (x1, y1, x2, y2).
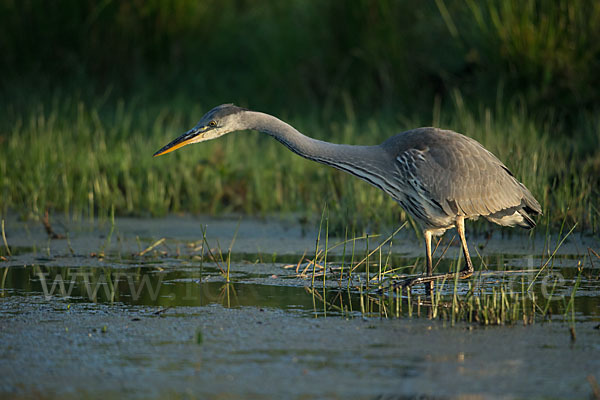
(304, 221, 589, 326)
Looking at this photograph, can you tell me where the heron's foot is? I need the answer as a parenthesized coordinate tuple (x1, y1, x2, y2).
(392, 269, 474, 290)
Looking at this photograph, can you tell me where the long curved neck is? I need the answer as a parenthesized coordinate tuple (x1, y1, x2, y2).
(244, 111, 374, 163)
(242, 111, 394, 195)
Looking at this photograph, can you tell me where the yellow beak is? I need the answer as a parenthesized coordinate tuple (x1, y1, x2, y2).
(153, 127, 204, 157)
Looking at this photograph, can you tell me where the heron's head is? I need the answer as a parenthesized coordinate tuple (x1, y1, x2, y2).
(153, 104, 247, 157)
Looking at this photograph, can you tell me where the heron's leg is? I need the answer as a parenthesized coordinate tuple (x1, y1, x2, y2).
(456, 216, 473, 276)
(394, 217, 473, 289)
(424, 230, 434, 296)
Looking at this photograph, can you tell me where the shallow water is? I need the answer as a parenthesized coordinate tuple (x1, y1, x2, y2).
(1, 215, 599, 399)
(2, 260, 599, 321)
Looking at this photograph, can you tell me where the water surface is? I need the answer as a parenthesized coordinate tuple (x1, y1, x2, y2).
(1, 215, 599, 399)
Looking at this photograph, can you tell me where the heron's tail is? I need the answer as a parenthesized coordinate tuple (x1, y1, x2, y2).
(485, 194, 542, 229)
(517, 208, 537, 229)
(518, 183, 542, 229)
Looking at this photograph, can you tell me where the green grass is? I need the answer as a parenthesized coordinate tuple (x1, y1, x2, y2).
(1, 92, 598, 233)
(2, 1, 600, 232)
(304, 221, 590, 326)
(3, 0, 600, 118)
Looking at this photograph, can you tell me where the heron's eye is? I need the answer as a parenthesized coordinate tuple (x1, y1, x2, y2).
(209, 120, 217, 127)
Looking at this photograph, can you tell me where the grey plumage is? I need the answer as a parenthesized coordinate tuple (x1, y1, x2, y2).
(154, 104, 542, 291)
(381, 128, 541, 231)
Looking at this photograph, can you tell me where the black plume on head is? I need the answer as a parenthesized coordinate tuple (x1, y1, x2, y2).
(206, 104, 248, 120)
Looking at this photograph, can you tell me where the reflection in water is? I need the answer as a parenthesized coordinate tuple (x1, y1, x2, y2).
(0, 260, 598, 323)
(0, 265, 335, 312)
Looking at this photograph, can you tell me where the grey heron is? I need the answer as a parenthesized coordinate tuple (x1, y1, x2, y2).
(154, 104, 542, 291)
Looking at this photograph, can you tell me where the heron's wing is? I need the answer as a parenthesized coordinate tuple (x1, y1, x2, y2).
(392, 129, 540, 219)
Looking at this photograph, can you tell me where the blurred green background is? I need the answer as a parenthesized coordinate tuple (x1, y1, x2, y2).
(1, 0, 599, 232)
